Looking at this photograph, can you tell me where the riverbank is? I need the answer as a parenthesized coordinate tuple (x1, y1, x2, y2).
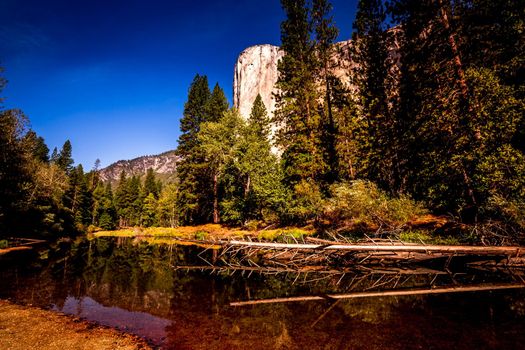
(93, 224, 314, 241)
(0, 300, 151, 350)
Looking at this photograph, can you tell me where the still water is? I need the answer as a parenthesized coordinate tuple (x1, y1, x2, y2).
(1, 237, 525, 349)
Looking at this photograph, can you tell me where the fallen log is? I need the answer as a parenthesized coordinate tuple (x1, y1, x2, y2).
(0, 246, 32, 256)
(173, 264, 448, 275)
(230, 282, 525, 306)
(226, 240, 524, 256)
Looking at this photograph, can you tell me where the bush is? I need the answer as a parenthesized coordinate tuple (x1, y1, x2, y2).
(323, 180, 428, 229)
(285, 179, 324, 224)
(194, 231, 208, 240)
(485, 195, 525, 230)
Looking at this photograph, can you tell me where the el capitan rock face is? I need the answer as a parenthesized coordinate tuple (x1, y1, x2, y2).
(233, 44, 284, 119)
(233, 40, 354, 119)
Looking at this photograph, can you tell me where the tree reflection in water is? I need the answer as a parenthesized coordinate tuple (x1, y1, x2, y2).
(1, 237, 524, 349)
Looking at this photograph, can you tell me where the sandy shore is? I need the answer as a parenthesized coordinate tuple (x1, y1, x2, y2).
(0, 300, 152, 350)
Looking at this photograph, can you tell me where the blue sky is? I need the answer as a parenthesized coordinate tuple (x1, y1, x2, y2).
(1, 0, 357, 168)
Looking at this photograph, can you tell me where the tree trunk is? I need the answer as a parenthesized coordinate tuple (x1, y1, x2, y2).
(213, 172, 219, 224)
(437, 0, 478, 209)
(244, 175, 251, 198)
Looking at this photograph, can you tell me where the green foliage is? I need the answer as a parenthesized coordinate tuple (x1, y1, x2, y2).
(176, 75, 229, 224)
(485, 195, 525, 232)
(286, 179, 324, 224)
(142, 193, 158, 227)
(156, 183, 178, 227)
(275, 0, 327, 186)
(194, 230, 208, 240)
(143, 168, 160, 199)
(323, 180, 427, 227)
(206, 83, 229, 123)
(56, 140, 74, 173)
(257, 228, 312, 241)
(23, 130, 49, 162)
(398, 230, 460, 246)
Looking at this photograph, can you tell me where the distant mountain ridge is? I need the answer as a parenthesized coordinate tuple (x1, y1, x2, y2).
(99, 150, 179, 184)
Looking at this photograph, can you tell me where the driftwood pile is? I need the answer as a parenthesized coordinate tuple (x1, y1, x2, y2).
(177, 235, 525, 271)
(171, 235, 525, 306)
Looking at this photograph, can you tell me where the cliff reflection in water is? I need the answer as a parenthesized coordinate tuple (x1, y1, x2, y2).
(1, 236, 525, 350)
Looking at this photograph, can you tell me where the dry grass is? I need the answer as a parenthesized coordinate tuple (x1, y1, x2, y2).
(94, 225, 314, 242)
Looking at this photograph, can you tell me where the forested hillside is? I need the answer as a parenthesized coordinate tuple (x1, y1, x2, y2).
(1, 0, 523, 242)
(173, 0, 524, 240)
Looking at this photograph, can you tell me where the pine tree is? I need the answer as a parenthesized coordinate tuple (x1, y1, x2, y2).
(142, 193, 158, 227)
(176, 75, 229, 224)
(198, 109, 244, 223)
(50, 147, 59, 163)
(66, 164, 92, 227)
(22, 131, 49, 163)
(312, 0, 341, 184)
(0, 108, 32, 233)
(351, 0, 400, 191)
(56, 140, 74, 173)
(206, 83, 229, 122)
(144, 168, 159, 198)
(237, 97, 286, 223)
(275, 0, 326, 187)
(157, 183, 178, 227)
(249, 94, 271, 139)
(387, 0, 525, 220)
(114, 170, 129, 227)
(177, 74, 211, 154)
(100, 182, 117, 229)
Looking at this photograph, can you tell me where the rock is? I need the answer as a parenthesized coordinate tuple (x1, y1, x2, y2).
(233, 29, 402, 120)
(99, 150, 179, 185)
(233, 40, 354, 119)
(233, 44, 284, 119)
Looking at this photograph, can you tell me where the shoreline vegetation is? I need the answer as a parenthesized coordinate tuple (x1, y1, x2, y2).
(0, 300, 151, 350)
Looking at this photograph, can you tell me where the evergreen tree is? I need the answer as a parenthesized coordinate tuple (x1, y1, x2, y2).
(206, 83, 229, 122)
(177, 74, 211, 154)
(176, 75, 229, 224)
(351, 0, 399, 191)
(0, 108, 32, 233)
(56, 140, 74, 173)
(22, 130, 49, 163)
(249, 94, 271, 139)
(236, 97, 286, 223)
(388, 0, 525, 219)
(114, 171, 129, 227)
(275, 0, 326, 188)
(157, 183, 178, 227)
(50, 147, 59, 163)
(100, 182, 117, 229)
(197, 109, 244, 223)
(142, 193, 158, 227)
(91, 182, 105, 225)
(144, 168, 159, 199)
(129, 175, 143, 226)
(312, 0, 341, 184)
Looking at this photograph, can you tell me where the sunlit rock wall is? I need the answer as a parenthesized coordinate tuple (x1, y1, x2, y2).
(233, 40, 354, 119)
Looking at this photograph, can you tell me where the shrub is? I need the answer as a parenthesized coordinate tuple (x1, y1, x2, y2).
(194, 231, 208, 240)
(285, 179, 324, 224)
(323, 180, 428, 229)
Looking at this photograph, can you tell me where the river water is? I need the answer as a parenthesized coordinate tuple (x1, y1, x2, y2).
(1, 236, 525, 349)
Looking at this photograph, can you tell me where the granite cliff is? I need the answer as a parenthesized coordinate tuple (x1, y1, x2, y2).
(233, 40, 354, 119)
(99, 150, 179, 184)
